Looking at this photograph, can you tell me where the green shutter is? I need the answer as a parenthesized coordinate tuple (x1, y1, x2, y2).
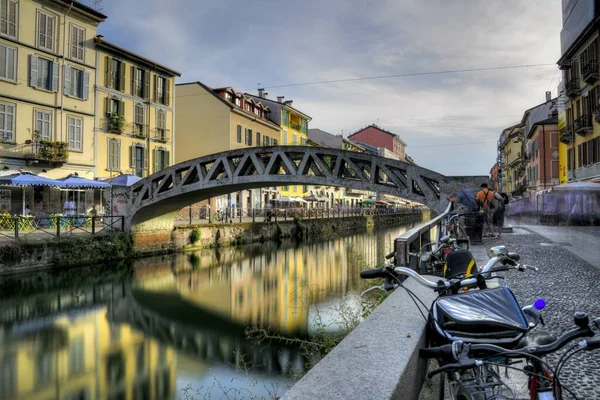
(153, 149, 159, 173)
(82, 71, 89, 100)
(105, 56, 112, 88)
(120, 62, 126, 91)
(51, 62, 59, 92)
(153, 74, 158, 102)
(130, 145, 136, 169)
(104, 97, 109, 116)
(165, 79, 171, 106)
(118, 100, 124, 117)
(143, 70, 150, 99)
(165, 151, 170, 168)
(29, 55, 38, 87)
(143, 147, 149, 172)
(63, 65, 71, 96)
(131, 66, 136, 95)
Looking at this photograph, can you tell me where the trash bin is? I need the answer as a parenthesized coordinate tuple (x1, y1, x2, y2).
(462, 212, 484, 244)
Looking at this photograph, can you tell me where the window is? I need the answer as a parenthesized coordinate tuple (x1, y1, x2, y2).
(130, 145, 148, 177)
(245, 128, 252, 145)
(0, 0, 18, 38)
(37, 11, 55, 51)
(236, 125, 242, 143)
(282, 129, 288, 144)
(133, 67, 146, 97)
(108, 98, 121, 115)
(134, 103, 145, 137)
(0, 102, 15, 142)
(301, 119, 308, 134)
(0, 43, 16, 81)
(301, 137, 307, 145)
(225, 92, 233, 102)
(69, 337, 84, 376)
(155, 76, 169, 105)
(273, 139, 278, 146)
(63, 66, 89, 99)
(29, 55, 58, 91)
(281, 110, 289, 126)
(34, 110, 52, 140)
(67, 116, 82, 151)
(245, 103, 252, 112)
(254, 107, 260, 116)
(235, 98, 241, 107)
(263, 136, 270, 146)
(292, 134, 297, 145)
(256, 132, 260, 145)
(70, 25, 85, 62)
(153, 148, 170, 173)
(108, 138, 120, 170)
(156, 109, 166, 141)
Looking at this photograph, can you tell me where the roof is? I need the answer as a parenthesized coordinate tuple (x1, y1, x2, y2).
(307, 129, 343, 149)
(528, 116, 558, 137)
(348, 124, 407, 146)
(94, 36, 181, 77)
(52, 0, 107, 21)
(244, 94, 312, 121)
(176, 82, 281, 130)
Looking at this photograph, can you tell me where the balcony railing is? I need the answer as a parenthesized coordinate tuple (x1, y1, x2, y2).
(107, 113, 126, 134)
(559, 126, 574, 143)
(133, 125, 149, 139)
(582, 60, 599, 83)
(289, 121, 301, 131)
(24, 140, 69, 165)
(574, 114, 593, 135)
(154, 129, 170, 143)
(566, 78, 581, 97)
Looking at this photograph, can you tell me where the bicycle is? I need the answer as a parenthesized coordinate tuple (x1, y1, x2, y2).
(359, 245, 600, 399)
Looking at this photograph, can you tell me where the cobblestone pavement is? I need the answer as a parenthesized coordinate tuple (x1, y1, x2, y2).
(483, 227, 600, 399)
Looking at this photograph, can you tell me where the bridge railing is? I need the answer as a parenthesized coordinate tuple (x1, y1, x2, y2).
(0, 215, 125, 240)
(393, 202, 453, 269)
(175, 206, 427, 224)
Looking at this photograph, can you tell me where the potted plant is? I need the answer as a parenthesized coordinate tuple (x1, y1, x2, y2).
(108, 113, 126, 133)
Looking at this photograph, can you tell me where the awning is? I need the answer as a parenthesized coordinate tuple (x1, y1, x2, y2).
(58, 174, 110, 189)
(552, 181, 600, 192)
(0, 172, 66, 187)
(103, 173, 142, 187)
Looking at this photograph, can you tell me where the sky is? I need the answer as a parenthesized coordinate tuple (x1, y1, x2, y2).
(87, 0, 562, 176)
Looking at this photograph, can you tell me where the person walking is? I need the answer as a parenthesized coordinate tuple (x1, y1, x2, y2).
(476, 183, 501, 237)
(492, 193, 509, 238)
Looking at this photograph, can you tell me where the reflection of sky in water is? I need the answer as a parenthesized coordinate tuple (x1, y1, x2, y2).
(307, 294, 362, 335)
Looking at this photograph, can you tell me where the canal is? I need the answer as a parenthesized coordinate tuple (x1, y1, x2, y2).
(0, 215, 428, 400)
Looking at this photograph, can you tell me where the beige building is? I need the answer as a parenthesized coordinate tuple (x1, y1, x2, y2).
(94, 36, 180, 180)
(0, 0, 106, 178)
(175, 82, 281, 209)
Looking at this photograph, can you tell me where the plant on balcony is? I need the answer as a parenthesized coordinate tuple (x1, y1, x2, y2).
(37, 140, 69, 162)
(108, 113, 126, 133)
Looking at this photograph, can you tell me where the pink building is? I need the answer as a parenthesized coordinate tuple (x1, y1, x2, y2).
(348, 124, 407, 161)
(526, 117, 559, 193)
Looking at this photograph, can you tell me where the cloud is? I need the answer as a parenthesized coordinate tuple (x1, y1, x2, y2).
(89, 0, 562, 175)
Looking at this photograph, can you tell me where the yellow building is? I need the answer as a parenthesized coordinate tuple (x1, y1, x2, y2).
(245, 91, 312, 198)
(498, 124, 525, 194)
(94, 36, 180, 179)
(175, 82, 281, 209)
(0, 0, 106, 178)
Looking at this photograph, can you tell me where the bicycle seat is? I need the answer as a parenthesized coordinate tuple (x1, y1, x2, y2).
(514, 330, 557, 349)
(431, 286, 529, 345)
(443, 250, 477, 279)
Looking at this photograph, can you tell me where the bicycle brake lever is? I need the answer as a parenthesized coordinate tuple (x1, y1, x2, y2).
(360, 285, 386, 298)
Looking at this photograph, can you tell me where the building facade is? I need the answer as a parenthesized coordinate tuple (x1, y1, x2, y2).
(94, 36, 180, 180)
(498, 124, 525, 194)
(557, 0, 600, 183)
(0, 0, 106, 178)
(347, 124, 407, 161)
(175, 82, 281, 210)
(525, 117, 559, 193)
(246, 91, 312, 198)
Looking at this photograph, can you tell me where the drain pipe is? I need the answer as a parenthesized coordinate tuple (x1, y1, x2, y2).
(60, 1, 74, 143)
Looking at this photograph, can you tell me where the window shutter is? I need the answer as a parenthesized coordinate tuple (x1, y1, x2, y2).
(116, 140, 121, 170)
(51, 62, 59, 92)
(165, 151, 170, 168)
(29, 55, 38, 87)
(105, 56, 112, 88)
(143, 70, 150, 99)
(153, 74, 158, 102)
(82, 72, 89, 100)
(63, 65, 71, 96)
(120, 63, 126, 91)
(153, 149, 159, 173)
(104, 97, 109, 116)
(165, 80, 171, 106)
(130, 145, 136, 169)
(131, 66, 136, 95)
(143, 147, 149, 171)
(118, 100, 124, 117)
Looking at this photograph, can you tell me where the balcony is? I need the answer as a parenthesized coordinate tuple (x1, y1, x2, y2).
(24, 141, 69, 165)
(559, 126, 574, 143)
(107, 113, 126, 134)
(289, 121, 301, 131)
(574, 114, 593, 135)
(566, 78, 581, 97)
(133, 125, 149, 139)
(582, 60, 599, 83)
(154, 129, 171, 143)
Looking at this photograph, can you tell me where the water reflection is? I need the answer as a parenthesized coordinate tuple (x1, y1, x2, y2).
(0, 213, 428, 399)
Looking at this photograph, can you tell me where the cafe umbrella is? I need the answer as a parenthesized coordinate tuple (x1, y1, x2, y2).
(0, 172, 66, 215)
(57, 174, 110, 214)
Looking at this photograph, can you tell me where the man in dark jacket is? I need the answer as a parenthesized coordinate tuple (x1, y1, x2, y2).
(448, 188, 479, 212)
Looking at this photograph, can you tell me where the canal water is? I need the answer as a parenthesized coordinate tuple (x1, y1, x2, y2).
(0, 215, 429, 400)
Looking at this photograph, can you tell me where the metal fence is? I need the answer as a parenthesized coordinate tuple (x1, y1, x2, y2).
(0, 215, 125, 240)
(175, 206, 426, 225)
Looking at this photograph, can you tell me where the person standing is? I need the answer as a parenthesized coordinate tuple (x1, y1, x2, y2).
(476, 183, 501, 237)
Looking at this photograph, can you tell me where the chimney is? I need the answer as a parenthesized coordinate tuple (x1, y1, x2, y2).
(284, 100, 293, 106)
(545, 91, 551, 102)
(258, 88, 266, 98)
(277, 96, 285, 103)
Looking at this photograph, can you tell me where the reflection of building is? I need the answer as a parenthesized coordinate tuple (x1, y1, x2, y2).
(557, 1, 600, 183)
(0, 305, 175, 400)
(95, 36, 181, 179)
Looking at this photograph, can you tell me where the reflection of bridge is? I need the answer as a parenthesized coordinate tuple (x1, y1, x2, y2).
(112, 146, 487, 231)
(109, 287, 305, 376)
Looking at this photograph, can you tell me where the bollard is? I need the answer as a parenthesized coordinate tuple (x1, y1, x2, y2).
(252, 208, 255, 223)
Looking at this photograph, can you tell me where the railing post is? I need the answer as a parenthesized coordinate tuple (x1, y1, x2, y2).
(121, 216, 124, 232)
(91, 216, 96, 235)
(14, 216, 19, 239)
(284, 208, 287, 221)
(239, 208, 242, 223)
(208, 206, 212, 223)
(56, 216, 61, 238)
(252, 208, 255, 223)
(189, 206, 193, 224)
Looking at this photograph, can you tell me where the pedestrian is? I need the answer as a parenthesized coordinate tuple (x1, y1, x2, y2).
(492, 193, 508, 238)
(448, 188, 479, 212)
(476, 183, 502, 237)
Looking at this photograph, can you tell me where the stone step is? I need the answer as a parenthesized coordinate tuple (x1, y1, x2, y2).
(502, 224, 513, 233)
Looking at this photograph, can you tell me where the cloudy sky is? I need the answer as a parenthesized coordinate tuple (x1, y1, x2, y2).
(88, 0, 562, 176)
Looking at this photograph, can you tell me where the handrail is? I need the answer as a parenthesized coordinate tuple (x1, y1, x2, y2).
(393, 202, 453, 269)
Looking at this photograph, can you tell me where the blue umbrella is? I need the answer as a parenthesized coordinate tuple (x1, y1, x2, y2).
(57, 174, 110, 188)
(0, 172, 66, 215)
(104, 174, 141, 187)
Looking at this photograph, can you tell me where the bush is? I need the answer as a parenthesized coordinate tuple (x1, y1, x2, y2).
(189, 227, 201, 244)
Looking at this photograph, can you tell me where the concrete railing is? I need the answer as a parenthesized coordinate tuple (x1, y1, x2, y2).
(282, 276, 438, 400)
(393, 202, 452, 270)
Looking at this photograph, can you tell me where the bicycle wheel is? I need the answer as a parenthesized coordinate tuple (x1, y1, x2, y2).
(454, 224, 469, 249)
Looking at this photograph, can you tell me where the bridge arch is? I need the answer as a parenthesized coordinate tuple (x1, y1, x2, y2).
(111, 146, 488, 232)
